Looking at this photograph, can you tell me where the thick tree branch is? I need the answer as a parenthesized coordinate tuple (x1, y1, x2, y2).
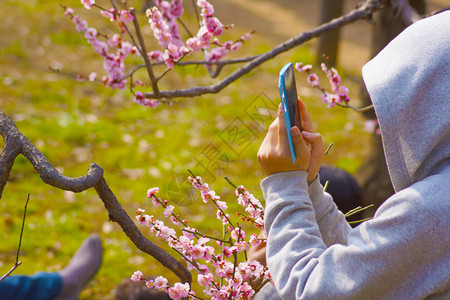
(0, 135, 20, 199)
(142, 0, 389, 99)
(0, 111, 192, 284)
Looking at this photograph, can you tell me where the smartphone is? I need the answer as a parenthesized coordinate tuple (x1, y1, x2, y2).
(279, 62, 300, 164)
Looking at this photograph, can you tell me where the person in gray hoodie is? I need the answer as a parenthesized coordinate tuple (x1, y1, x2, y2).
(256, 10, 450, 300)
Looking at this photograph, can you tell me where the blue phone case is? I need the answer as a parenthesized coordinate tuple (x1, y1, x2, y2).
(279, 63, 297, 164)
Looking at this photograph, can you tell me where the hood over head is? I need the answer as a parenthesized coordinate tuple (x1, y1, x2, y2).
(362, 11, 450, 192)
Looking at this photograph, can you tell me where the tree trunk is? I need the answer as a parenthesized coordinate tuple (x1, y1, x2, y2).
(357, 0, 426, 217)
(316, 0, 344, 67)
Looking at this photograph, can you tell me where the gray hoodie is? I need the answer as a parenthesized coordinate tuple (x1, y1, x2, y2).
(260, 11, 450, 300)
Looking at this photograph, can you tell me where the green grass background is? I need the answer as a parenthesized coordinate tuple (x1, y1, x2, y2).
(0, 0, 370, 298)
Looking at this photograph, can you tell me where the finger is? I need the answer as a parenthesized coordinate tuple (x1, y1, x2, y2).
(298, 97, 314, 133)
(302, 131, 324, 164)
(291, 126, 310, 167)
(302, 131, 324, 183)
(301, 131, 323, 148)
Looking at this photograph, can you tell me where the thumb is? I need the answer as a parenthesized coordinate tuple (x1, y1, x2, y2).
(290, 126, 310, 170)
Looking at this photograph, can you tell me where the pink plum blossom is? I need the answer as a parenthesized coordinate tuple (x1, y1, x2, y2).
(164, 205, 174, 217)
(88, 72, 97, 81)
(168, 282, 190, 299)
(147, 187, 159, 198)
(81, 0, 95, 10)
(119, 10, 134, 23)
(64, 8, 74, 17)
(154, 276, 168, 290)
(198, 273, 213, 286)
(100, 10, 116, 21)
(130, 270, 143, 282)
(295, 62, 313, 72)
(307, 73, 319, 87)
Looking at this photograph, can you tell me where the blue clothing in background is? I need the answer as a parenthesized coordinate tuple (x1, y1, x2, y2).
(0, 272, 62, 300)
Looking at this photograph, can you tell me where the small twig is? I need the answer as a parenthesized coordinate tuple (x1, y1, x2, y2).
(16, 193, 30, 263)
(224, 176, 238, 189)
(169, 55, 260, 67)
(109, 0, 141, 51)
(177, 18, 195, 37)
(0, 193, 30, 282)
(324, 142, 334, 155)
(345, 204, 374, 217)
(348, 217, 372, 225)
(119, 64, 146, 81)
(323, 180, 330, 192)
(335, 103, 374, 113)
(130, 8, 160, 96)
(0, 262, 22, 283)
(191, 0, 201, 27)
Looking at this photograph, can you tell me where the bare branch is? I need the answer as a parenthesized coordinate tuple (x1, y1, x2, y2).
(389, 0, 421, 26)
(143, 0, 389, 99)
(16, 193, 30, 263)
(130, 8, 160, 96)
(177, 18, 195, 38)
(0, 111, 192, 284)
(109, 0, 141, 53)
(0, 193, 29, 283)
(0, 261, 22, 283)
(336, 103, 374, 113)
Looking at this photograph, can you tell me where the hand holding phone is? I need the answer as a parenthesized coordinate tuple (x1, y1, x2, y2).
(279, 63, 301, 164)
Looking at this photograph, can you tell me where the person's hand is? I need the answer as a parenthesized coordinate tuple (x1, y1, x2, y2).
(257, 98, 324, 183)
(297, 98, 325, 184)
(257, 102, 311, 176)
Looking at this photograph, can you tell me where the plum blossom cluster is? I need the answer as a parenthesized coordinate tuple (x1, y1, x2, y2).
(295, 61, 351, 108)
(147, 0, 252, 68)
(133, 176, 271, 299)
(63, 6, 139, 90)
(131, 271, 190, 299)
(145, 1, 189, 69)
(63, 0, 251, 108)
(234, 185, 264, 230)
(133, 91, 161, 108)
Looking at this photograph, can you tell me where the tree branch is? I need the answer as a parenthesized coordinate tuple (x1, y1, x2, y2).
(0, 111, 192, 284)
(130, 8, 160, 96)
(389, 0, 421, 26)
(142, 0, 389, 99)
(0, 133, 20, 199)
(0, 261, 22, 283)
(0, 193, 29, 283)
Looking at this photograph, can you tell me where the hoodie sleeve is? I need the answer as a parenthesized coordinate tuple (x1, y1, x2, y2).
(307, 176, 352, 247)
(261, 171, 450, 300)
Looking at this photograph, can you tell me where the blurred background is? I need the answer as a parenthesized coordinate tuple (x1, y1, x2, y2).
(0, 0, 445, 298)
